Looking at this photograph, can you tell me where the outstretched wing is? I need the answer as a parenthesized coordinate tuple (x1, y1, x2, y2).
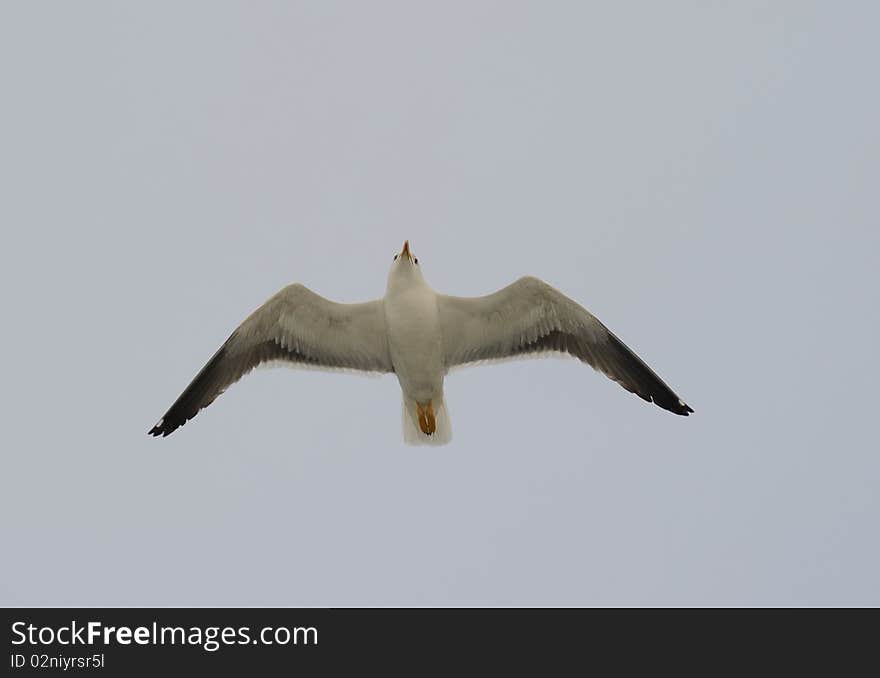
(149, 284, 391, 436)
(437, 276, 692, 416)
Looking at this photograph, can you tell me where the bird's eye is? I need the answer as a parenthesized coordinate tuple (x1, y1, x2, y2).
(393, 254, 398, 261)
(414, 258, 419, 264)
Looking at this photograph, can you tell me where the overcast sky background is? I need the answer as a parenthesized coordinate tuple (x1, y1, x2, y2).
(1, 2, 877, 606)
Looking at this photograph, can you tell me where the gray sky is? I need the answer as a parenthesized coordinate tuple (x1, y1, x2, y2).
(1, 1, 878, 605)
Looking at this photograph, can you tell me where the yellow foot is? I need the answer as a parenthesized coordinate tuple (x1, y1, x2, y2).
(416, 400, 436, 435)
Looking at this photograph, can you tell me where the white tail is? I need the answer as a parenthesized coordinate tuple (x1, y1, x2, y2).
(402, 393, 452, 446)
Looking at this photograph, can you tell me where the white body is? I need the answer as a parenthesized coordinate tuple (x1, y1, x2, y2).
(384, 265, 443, 402)
(384, 254, 452, 444)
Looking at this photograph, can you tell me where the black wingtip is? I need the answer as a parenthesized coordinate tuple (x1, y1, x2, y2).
(653, 395, 693, 416)
(148, 418, 179, 437)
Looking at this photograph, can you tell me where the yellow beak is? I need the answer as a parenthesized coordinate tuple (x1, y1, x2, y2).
(400, 240, 412, 260)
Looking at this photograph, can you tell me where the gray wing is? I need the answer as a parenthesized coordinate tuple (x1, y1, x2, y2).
(437, 276, 693, 416)
(149, 284, 391, 436)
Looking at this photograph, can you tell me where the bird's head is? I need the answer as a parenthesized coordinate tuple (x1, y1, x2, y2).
(387, 240, 424, 288)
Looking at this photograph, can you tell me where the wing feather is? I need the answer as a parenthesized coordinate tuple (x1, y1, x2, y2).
(437, 277, 692, 416)
(149, 284, 391, 436)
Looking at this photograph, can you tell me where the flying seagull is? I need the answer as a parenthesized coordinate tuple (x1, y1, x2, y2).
(149, 241, 692, 445)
